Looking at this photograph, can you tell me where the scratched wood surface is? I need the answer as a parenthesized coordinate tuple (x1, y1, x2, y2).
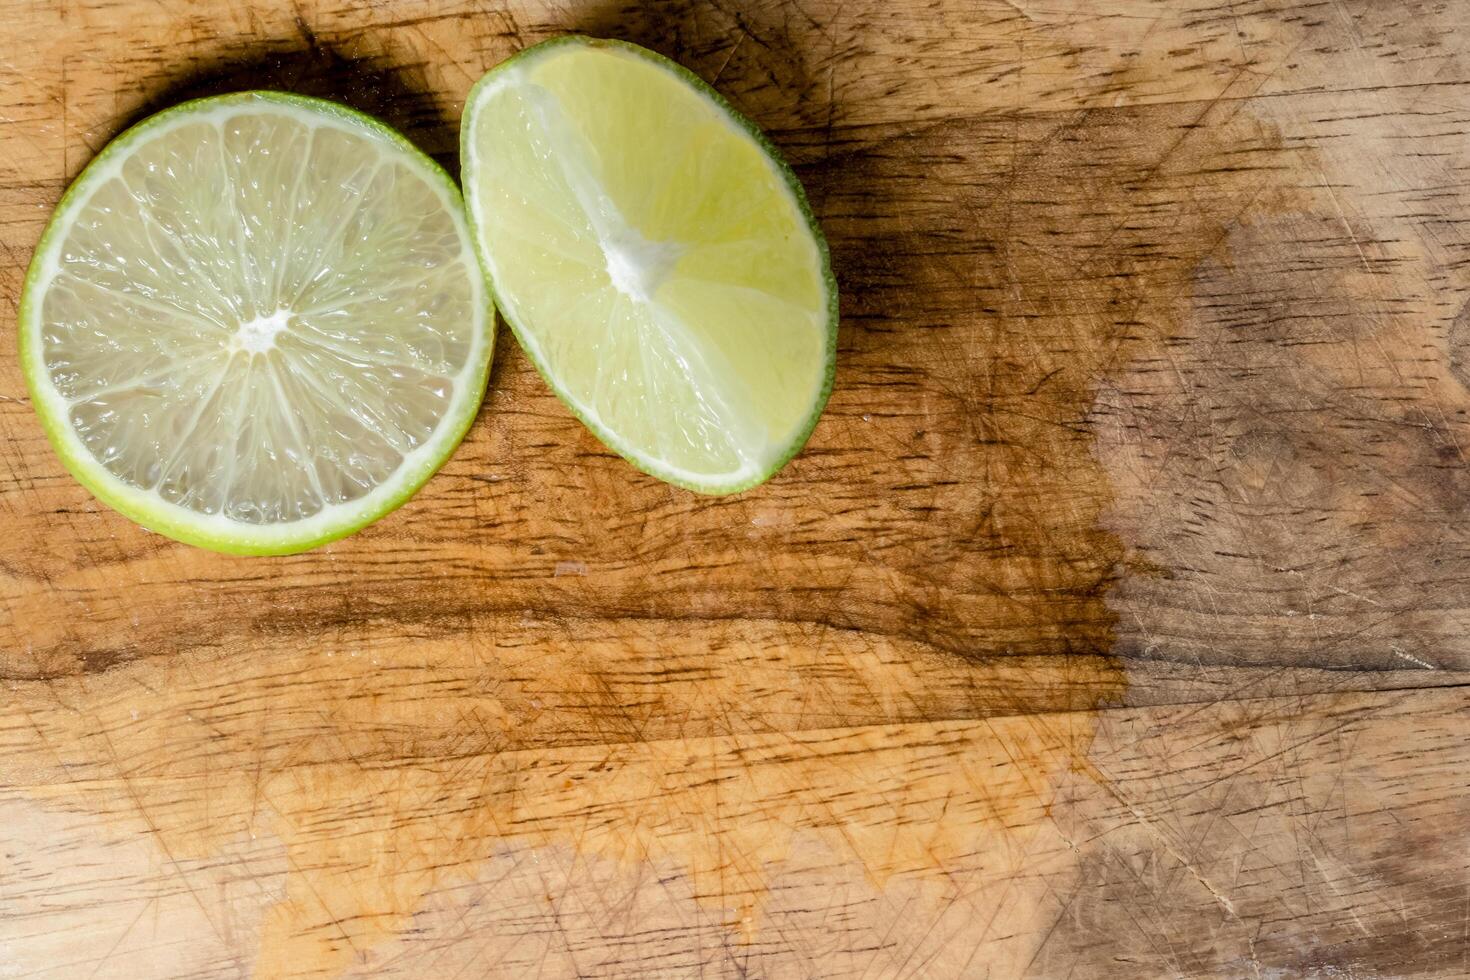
(2, 1, 1469, 977)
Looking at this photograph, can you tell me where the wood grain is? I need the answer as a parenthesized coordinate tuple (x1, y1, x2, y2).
(1, 1, 1468, 977)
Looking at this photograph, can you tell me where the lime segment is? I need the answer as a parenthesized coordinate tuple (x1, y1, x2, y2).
(20, 93, 493, 554)
(462, 37, 836, 493)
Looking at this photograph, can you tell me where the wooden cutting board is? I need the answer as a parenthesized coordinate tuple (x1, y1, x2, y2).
(2, 1, 1468, 977)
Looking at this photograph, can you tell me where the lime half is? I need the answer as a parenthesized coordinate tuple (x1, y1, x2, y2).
(19, 93, 493, 555)
(462, 37, 836, 494)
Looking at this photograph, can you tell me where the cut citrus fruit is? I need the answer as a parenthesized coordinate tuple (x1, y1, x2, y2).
(19, 92, 493, 555)
(461, 36, 836, 494)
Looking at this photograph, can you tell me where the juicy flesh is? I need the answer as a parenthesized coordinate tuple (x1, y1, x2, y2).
(40, 110, 477, 524)
(469, 45, 827, 483)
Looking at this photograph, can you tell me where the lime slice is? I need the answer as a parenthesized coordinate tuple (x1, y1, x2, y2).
(461, 37, 837, 494)
(19, 92, 493, 555)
